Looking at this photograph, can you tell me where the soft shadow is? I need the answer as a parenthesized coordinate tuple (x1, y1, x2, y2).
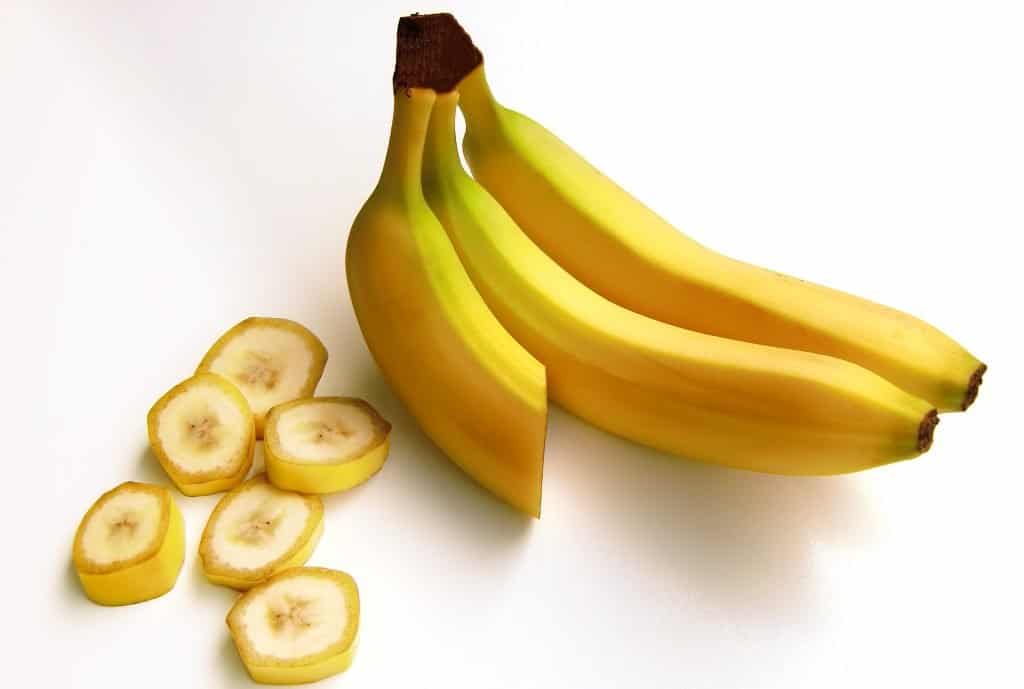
(189, 550, 238, 609)
(544, 406, 882, 622)
(61, 558, 89, 608)
(136, 445, 174, 487)
(214, 634, 252, 685)
(338, 363, 534, 549)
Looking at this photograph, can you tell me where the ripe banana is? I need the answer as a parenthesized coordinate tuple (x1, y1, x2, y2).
(72, 482, 185, 606)
(455, 62, 985, 412)
(197, 317, 328, 438)
(264, 397, 391, 495)
(227, 567, 360, 684)
(147, 372, 256, 496)
(199, 474, 323, 590)
(422, 91, 939, 475)
(345, 85, 547, 516)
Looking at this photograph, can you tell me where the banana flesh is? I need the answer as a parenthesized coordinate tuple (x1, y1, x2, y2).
(200, 474, 323, 590)
(265, 397, 391, 495)
(197, 317, 328, 437)
(147, 372, 255, 496)
(227, 567, 359, 684)
(72, 482, 185, 606)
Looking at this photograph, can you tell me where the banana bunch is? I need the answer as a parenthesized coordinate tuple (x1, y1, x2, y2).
(346, 13, 985, 517)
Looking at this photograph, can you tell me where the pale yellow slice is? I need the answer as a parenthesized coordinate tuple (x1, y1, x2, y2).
(265, 397, 391, 494)
(72, 482, 185, 605)
(147, 372, 255, 496)
(199, 474, 323, 590)
(196, 317, 328, 438)
(227, 567, 360, 684)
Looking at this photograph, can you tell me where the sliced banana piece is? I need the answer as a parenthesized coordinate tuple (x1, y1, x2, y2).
(147, 372, 255, 496)
(227, 567, 360, 685)
(265, 397, 391, 495)
(200, 474, 323, 590)
(72, 482, 185, 606)
(196, 317, 328, 438)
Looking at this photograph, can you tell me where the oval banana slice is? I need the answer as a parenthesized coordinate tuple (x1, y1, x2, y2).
(199, 474, 323, 590)
(147, 372, 255, 496)
(227, 567, 360, 685)
(264, 397, 391, 495)
(196, 317, 328, 438)
(72, 482, 185, 606)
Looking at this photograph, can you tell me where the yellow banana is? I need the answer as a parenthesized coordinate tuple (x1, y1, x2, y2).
(346, 86, 547, 516)
(423, 91, 938, 475)
(456, 63, 985, 412)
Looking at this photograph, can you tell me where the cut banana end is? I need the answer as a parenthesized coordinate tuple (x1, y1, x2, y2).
(147, 373, 256, 496)
(196, 317, 328, 438)
(265, 397, 391, 495)
(227, 567, 360, 685)
(200, 474, 323, 590)
(72, 482, 185, 606)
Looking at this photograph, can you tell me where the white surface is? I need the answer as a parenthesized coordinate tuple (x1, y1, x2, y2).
(6, 1, 1022, 687)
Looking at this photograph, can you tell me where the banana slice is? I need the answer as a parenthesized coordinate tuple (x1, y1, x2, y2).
(147, 372, 255, 496)
(200, 474, 323, 590)
(227, 567, 360, 685)
(265, 397, 391, 495)
(72, 482, 185, 606)
(196, 317, 328, 438)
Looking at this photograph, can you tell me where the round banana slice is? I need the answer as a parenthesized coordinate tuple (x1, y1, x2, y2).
(227, 567, 360, 685)
(147, 372, 255, 496)
(72, 482, 185, 606)
(264, 397, 391, 495)
(200, 474, 323, 590)
(196, 317, 328, 438)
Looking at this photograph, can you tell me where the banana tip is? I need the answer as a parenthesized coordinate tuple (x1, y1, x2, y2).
(917, 409, 939, 453)
(961, 363, 987, 411)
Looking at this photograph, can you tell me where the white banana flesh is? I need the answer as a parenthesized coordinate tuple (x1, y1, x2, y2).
(147, 372, 255, 495)
(155, 379, 249, 475)
(227, 567, 360, 684)
(77, 487, 163, 568)
(275, 399, 381, 463)
(200, 475, 322, 590)
(197, 317, 328, 436)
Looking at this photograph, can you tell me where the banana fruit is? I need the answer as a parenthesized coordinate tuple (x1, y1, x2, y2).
(227, 567, 360, 684)
(199, 474, 323, 590)
(73, 482, 185, 605)
(197, 317, 328, 438)
(345, 85, 547, 516)
(453, 57, 984, 412)
(265, 397, 391, 495)
(422, 90, 939, 475)
(147, 372, 256, 496)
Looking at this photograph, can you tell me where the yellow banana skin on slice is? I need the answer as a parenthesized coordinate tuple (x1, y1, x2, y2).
(72, 482, 186, 606)
(423, 92, 938, 475)
(458, 65, 985, 412)
(226, 567, 359, 684)
(346, 88, 547, 516)
(264, 397, 392, 495)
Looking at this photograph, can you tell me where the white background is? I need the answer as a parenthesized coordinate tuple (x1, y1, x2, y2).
(6, 1, 1023, 687)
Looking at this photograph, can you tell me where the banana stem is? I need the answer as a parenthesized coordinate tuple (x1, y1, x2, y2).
(423, 92, 464, 182)
(456, 66, 500, 127)
(376, 89, 436, 200)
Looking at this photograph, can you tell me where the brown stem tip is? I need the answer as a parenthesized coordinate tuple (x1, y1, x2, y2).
(393, 13, 482, 94)
(961, 363, 987, 411)
(917, 409, 939, 453)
